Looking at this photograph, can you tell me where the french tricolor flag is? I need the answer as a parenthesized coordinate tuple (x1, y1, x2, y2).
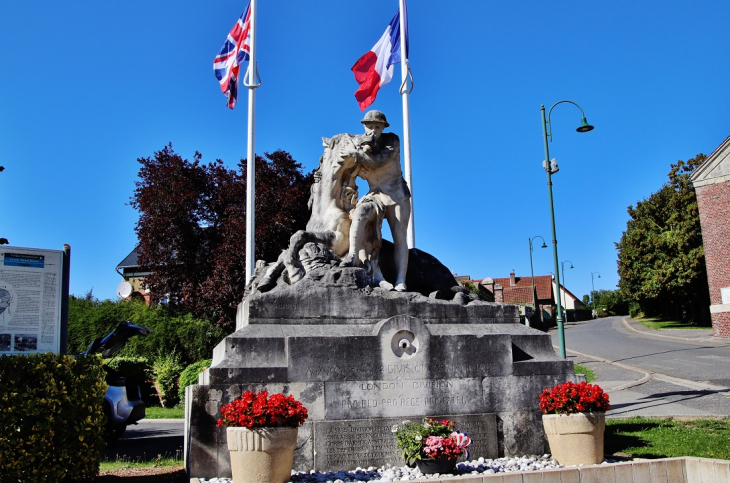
(351, 5, 408, 111)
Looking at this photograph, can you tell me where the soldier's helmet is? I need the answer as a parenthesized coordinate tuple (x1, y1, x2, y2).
(360, 110, 389, 127)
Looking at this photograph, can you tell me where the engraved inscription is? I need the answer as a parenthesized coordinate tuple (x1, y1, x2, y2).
(325, 378, 483, 419)
(313, 414, 498, 471)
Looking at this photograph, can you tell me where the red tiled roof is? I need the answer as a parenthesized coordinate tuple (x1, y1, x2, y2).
(487, 275, 554, 301)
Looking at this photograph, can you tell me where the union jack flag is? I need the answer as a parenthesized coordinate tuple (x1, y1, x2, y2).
(214, 3, 252, 109)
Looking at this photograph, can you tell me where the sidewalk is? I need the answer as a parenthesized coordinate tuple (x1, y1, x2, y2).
(558, 318, 730, 419)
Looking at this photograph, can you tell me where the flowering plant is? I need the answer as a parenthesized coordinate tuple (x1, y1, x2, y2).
(539, 381, 610, 415)
(393, 418, 472, 464)
(216, 390, 308, 429)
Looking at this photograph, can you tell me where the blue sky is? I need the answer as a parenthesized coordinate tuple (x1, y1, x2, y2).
(1, 1, 729, 303)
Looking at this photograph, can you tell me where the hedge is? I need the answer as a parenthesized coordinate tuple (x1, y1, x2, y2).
(178, 359, 212, 404)
(0, 353, 106, 481)
(67, 296, 227, 367)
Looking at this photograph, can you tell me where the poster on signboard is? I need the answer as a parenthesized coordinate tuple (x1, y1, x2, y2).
(0, 247, 64, 354)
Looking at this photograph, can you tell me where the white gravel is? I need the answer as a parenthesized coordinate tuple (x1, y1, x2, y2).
(198, 454, 570, 482)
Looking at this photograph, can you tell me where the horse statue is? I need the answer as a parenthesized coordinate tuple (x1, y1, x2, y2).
(257, 132, 377, 292)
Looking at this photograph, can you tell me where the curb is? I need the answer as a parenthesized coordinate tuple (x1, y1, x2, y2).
(621, 317, 728, 346)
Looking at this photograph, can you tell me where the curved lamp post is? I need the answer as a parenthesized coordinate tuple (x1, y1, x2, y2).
(528, 236, 548, 327)
(560, 260, 574, 312)
(591, 272, 601, 313)
(541, 100, 594, 359)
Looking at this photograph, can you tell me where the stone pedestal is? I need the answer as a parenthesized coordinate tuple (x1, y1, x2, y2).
(184, 268, 579, 479)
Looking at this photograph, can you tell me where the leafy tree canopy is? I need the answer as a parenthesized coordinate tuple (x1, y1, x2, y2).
(129, 144, 313, 329)
(616, 154, 710, 324)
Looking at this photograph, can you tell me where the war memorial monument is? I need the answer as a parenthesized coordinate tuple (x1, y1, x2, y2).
(184, 111, 579, 478)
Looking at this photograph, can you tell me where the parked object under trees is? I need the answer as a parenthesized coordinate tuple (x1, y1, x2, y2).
(616, 154, 711, 325)
(129, 144, 313, 329)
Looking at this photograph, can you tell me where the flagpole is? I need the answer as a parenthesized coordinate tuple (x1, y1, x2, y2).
(244, 0, 259, 284)
(398, 0, 415, 249)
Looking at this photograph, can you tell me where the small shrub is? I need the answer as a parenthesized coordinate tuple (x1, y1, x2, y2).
(0, 353, 106, 481)
(153, 353, 184, 408)
(178, 359, 212, 404)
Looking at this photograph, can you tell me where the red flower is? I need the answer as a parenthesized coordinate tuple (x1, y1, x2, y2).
(217, 390, 309, 428)
(538, 381, 610, 415)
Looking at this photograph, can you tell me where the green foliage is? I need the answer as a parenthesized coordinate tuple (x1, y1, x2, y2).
(153, 353, 184, 408)
(573, 363, 597, 383)
(394, 418, 456, 464)
(0, 353, 107, 481)
(616, 155, 711, 325)
(605, 417, 730, 460)
(178, 359, 212, 404)
(591, 289, 629, 316)
(67, 296, 226, 368)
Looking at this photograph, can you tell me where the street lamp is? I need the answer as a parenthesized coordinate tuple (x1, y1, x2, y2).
(541, 100, 594, 359)
(528, 236, 548, 328)
(560, 260, 574, 312)
(591, 272, 601, 313)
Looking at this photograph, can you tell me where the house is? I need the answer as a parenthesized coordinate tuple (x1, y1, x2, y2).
(690, 135, 730, 338)
(463, 271, 587, 328)
(115, 246, 151, 304)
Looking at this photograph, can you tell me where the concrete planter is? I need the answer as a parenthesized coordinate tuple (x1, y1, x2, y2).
(226, 426, 298, 483)
(542, 412, 605, 466)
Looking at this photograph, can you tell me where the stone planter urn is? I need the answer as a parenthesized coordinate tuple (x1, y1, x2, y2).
(542, 412, 605, 466)
(227, 426, 298, 483)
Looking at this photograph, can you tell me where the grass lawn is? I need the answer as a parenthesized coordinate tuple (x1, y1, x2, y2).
(635, 316, 711, 330)
(573, 363, 597, 383)
(145, 406, 184, 419)
(606, 417, 730, 460)
(99, 454, 183, 472)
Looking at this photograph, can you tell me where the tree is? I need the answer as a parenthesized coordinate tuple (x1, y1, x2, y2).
(592, 289, 629, 316)
(616, 154, 710, 324)
(130, 144, 313, 329)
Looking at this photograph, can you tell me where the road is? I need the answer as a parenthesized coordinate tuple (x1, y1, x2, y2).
(551, 316, 730, 418)
(102, 419, 183, 464)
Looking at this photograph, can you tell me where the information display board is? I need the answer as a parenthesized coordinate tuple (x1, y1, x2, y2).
(0, 247, 64, 354)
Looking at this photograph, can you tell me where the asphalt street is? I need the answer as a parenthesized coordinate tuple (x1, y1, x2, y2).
(551, 316, 730, 418)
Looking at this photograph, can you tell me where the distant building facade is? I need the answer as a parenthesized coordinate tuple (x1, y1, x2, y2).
(115, 247, 151, 304)
(691, 135, 730, 338)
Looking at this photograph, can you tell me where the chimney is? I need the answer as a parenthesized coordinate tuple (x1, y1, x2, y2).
(510, 271, 516, 286)
(494, 283, 504, 303)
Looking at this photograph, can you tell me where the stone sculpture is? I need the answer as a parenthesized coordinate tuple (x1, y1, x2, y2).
(184, 114, 579, 480)
(259, 110, 411, 292)
(339, 110, 411, 292)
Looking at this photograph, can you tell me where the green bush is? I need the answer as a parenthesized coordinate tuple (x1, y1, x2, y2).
(178, 359, 212, 404)
(153, 353, 184, 408)
(67, 296, 227, 368)
(0, 353, 107, 481)
(629, 301, 642, 318)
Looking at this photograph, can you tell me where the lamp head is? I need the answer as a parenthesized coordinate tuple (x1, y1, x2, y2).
(569, 263, 574, 269)
(541, 242, 548, 248)
(577, 117, 594, 133)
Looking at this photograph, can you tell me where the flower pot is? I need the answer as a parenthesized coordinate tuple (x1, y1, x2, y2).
(542, 412, 605, 466)
(416, 457, 457, 475)
(226, 426, 298, 483)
